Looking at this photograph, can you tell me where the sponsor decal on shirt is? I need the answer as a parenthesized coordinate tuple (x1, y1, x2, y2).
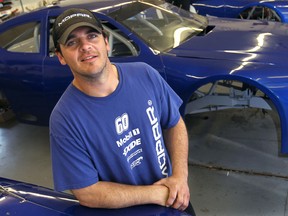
(146, 100, 168, 177)
(115, 113, 143, 170)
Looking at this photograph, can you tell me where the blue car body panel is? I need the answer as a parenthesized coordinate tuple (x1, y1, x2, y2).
(191, 0, 288, 22)
(0, 177, 189, 216)
(0, 0, 288, 155)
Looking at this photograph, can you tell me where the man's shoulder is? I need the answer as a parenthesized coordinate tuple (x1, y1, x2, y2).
(51, 84, 78, 115)
(115, 62, 158, 79)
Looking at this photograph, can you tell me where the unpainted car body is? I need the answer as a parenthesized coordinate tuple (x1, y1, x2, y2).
(0, 0, 288, 155)
(191, 0, 288, 22)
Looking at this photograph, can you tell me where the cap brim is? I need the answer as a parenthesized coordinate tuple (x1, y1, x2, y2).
(57, 22, 102, 45)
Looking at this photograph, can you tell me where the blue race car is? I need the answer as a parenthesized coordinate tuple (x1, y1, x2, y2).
(190, 0, 288, 22)
(0, 0, 288, 155)
(0, 177, 189, 215)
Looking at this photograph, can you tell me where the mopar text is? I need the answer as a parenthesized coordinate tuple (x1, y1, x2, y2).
(146, 103, 168, 177)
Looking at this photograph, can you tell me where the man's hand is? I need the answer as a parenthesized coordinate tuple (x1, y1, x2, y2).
(154, 175, 190, 211)
(160, 117, 190, 211)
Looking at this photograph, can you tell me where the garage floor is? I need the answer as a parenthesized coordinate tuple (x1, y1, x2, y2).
(0, 108, 287, 216)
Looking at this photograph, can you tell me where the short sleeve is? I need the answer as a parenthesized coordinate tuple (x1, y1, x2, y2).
(50, 104, 99, 192)
(144, 63, 183, 129)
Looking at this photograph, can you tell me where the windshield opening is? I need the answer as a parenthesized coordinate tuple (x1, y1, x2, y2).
(107, 0, 208, 52)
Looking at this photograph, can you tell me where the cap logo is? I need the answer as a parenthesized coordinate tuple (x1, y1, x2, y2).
(58, 13, 92, 27)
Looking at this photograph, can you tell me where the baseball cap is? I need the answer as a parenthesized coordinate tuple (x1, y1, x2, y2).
(52, 8, 103, 48)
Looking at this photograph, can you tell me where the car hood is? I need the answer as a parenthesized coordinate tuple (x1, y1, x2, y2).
(0, 178, 188, 216)
(225, 0, 288, 6)
(168, 17, 288, 66)
(193, 0, 288, 10)
(0, 178, 79, 216)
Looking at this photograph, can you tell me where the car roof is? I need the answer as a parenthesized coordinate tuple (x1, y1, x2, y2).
(0, 0, 134, 26)
(54, 0, 133, 11)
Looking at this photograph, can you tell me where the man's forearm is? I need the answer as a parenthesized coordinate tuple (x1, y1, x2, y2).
(159, 117, 190, 211)
(72, 181, 169, 208)
(164, 117, 189, 178)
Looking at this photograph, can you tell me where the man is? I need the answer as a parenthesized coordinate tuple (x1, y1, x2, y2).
(50, 7, 195, 215)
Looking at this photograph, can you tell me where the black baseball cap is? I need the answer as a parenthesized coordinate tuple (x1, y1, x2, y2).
(52, 8, 103, 48)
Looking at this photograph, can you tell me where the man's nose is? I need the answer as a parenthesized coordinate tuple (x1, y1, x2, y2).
(79, 38, 92, 51)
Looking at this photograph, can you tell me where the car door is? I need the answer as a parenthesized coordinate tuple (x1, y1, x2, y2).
(0, 12, 50, 125)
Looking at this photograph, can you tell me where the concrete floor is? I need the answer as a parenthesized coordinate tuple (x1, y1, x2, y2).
(0, 108, 288, 215)
(186, 109, 288, 216)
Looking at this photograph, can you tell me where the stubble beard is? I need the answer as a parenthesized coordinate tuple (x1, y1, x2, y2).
(76, 54, 110, 83)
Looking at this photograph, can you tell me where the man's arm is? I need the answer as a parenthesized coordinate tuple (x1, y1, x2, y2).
(155, 116, 190, 211)
(71, 181, 169, 208)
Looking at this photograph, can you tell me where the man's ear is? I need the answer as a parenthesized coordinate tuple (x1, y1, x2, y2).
(104, 37, 111, 53)
(55, 50, 67, 65)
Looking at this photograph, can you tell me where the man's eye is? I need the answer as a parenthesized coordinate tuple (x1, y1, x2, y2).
(66, 40, 76, 47)
(88, 33, 98, 39)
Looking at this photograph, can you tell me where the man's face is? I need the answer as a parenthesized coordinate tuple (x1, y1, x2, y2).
(56, 26, 110, 79)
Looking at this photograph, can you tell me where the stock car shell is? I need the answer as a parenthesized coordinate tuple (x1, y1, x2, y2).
(191, 0, 288, 22)
(0, 0, 288, 155)
(0, 177, 189, 216)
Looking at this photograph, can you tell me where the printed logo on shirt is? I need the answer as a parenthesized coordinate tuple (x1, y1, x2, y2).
(146, 100, 168, 177)
(115, 113, 129, 135)
(116, 128, 140, 148)
(115, 113, 143, 170)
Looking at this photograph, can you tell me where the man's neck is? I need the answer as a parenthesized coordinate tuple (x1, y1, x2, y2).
(72, 64, 119, 97)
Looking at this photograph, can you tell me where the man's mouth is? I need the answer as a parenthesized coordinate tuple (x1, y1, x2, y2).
(81, 55, 96, 62)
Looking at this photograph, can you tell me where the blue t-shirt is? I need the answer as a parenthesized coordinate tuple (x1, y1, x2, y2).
(50, 62, 182, 191)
